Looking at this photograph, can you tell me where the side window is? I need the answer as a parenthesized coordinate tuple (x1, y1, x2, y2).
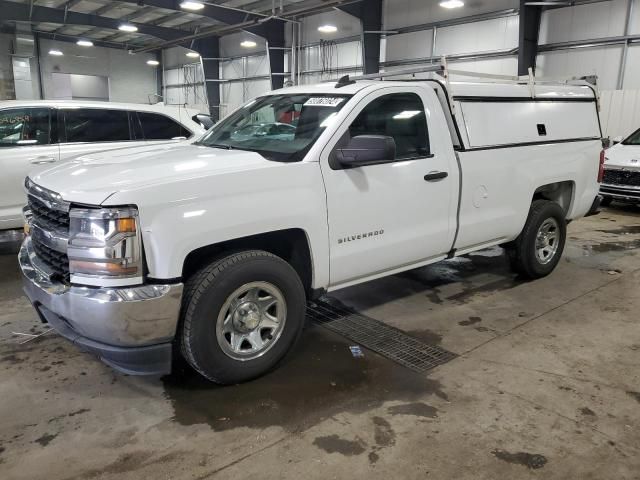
(63, 109, 131, 143)
(129, 111, 144, 140)
(0, 108, 51, 147)
(137, 112, 191, 140)
(349, 93, 430, 159)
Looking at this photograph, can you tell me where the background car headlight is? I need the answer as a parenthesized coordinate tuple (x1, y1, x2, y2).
(68, 207, 143, 285)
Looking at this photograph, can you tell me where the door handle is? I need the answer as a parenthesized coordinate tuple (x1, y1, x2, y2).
(424, 171, 448, 181)
(29, 156, 56, 165)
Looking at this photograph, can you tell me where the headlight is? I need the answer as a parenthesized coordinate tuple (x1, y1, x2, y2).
(68, 206, 143, 286)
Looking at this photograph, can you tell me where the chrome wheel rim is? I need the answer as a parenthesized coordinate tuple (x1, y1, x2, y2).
(535, 217, 560, 265)
(216, 281, 287, 361)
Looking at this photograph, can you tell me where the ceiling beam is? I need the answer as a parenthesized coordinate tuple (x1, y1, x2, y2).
(35, 30, 146, 50)
(0, 0, 189, 41)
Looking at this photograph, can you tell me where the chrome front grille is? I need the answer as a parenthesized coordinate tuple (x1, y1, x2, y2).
(26, 179, 71, 283)
(29, 195, 70, 231)
(603, 169, 640, 188)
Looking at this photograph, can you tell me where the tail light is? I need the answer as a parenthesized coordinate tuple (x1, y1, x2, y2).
(598, 149, 605, 183)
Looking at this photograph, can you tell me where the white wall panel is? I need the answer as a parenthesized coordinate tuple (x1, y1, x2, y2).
(539, 0, 629, 44)
(600, 89, 640, 138)
(300, 41, 362, 74)
(449, 57, 518, 80)
(221, 58, 244, 79)
(622, 45, 640, 89)
(163, 65, 207, 112)
(536, 46, 623, 90)
(386, 30, 434, 62)
(246, 55, 269, 77)
(39, 39, 157, 103)
(435, 16, 518, 57)
(384, 0, 518, 31)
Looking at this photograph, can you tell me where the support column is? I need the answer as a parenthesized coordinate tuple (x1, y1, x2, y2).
(339, 0, 382, 74)
(518, 0, 542, 76)
(193, 37, 221, 121)
(261, 20, 286, 90)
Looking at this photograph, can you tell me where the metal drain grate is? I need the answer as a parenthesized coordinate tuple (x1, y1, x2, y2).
(307, 298, 457, 373)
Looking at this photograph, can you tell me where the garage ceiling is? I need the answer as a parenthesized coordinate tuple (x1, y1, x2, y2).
(0, 0, 313, 48)
(0, 0, 522, 49)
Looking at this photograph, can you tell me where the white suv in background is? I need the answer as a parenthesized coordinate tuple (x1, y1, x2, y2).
(0, 101, 207, 231)
(601, 128, 640, 205)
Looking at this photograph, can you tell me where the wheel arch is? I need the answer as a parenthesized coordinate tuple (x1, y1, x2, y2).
(181, 228, 315, 297)
(532, 180, 575, 217)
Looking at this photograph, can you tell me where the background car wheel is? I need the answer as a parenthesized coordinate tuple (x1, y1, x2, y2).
(600, 196, 613, 207)
(507, 200, 567, 279)
(179, 250, 306, 384)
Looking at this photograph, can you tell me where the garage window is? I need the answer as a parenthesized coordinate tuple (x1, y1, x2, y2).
(137, 112, 191, 140)
(63, 109, 131, 143)
(0, 108, 51, 147)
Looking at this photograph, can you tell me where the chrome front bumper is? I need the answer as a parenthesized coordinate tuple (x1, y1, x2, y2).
(600, 183, 640, 202)
(19, 237, 184, 375)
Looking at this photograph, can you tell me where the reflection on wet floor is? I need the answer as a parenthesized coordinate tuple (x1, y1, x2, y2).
(333, 248, 522, 312)
(162, 326, 447, 433)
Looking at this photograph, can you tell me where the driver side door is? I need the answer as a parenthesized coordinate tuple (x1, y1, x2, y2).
(320, 87, 456, 288)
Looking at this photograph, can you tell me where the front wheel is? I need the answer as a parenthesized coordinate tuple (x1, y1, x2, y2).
(179, 250, 306, 384)
(507, 200, 567, 279)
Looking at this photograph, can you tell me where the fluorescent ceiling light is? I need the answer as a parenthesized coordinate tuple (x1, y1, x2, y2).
(240, 40, 257, 48)
(118, 23, 138, 32)
(48, 49, 63, 56)
(318, 25, 338, 33)
(180, 1, 205, 10)
(393, 110, 421, 119)
(76, 39, 93, 47)
(186, 51, 200, 58)
(439, 0, 464, 8)
(147, 59, 160, 66)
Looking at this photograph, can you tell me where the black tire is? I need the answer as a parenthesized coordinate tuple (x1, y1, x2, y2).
(507, 200, 567, 279)
(179, 250, 306, 384)
(600, 196, 613, 207)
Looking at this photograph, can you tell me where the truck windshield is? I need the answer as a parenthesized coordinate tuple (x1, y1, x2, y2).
(622, 128, 640, 145)
(196, 94, 351, 162)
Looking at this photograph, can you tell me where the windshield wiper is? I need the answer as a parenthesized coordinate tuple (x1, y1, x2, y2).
(205, 143, 233, 150)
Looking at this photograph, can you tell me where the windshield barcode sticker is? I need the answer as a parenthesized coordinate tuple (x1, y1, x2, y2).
(304, 97, 345, 107)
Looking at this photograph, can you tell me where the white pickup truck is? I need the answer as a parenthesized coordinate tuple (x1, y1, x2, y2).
(19, 72, 603, 384)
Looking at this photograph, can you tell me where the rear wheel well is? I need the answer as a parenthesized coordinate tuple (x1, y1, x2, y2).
(532, 181, 574, 216)
(182, 229, 313, 296)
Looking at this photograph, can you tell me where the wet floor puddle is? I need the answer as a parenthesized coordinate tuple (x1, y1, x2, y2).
(162, 326, 447, 432)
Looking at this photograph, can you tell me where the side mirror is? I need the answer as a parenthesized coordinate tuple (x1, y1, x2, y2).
(336, 135, 396, 168)
(193, 114, 215, 130)
(602, 137, 611, 149)
(613, 136, 623, 145)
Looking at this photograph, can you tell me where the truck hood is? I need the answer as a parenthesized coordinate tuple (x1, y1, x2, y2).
(29, 143, 280, 205)
(605, 143, 640, 171)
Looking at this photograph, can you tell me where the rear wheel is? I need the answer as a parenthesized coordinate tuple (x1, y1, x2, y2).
(507, 200, 567, 279)
(179, 250, 306, 384)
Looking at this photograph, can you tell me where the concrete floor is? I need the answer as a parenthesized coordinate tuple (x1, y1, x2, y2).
(1, 206, 639, 479)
